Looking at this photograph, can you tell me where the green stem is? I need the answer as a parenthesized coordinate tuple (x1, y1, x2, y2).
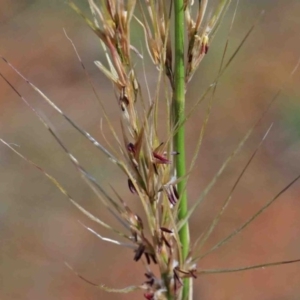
(173, 1, 190, 299)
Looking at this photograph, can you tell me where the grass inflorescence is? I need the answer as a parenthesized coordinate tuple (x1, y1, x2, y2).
(1, 1, 300, 300)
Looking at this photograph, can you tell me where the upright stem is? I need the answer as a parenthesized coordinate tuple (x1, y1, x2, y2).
(173, 1, 190, 299)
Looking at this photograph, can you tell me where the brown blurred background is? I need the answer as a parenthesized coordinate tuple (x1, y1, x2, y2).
(1, 1, 300, 299)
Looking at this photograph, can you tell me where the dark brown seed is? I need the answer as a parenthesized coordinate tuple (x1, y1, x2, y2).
(144, 292, 154, 300)
(172, 186, 179, 200)
(128, 178, 137, 194)
(134, 244, 145, 261)
(150, 254, 157, 264)
(162, 234, 171, 248)
(127, 142, 135, 153)
(145, 253, 151, 264)
(205, 44, 209, 54)
(160, 227, 173, 233)
(120, 93, 129, 107)
(173, 269, 183, 292)
(167, 190, 177, 205)
(153, 152, 170, 164)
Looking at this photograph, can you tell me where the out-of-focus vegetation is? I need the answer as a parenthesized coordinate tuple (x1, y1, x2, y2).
(1, 1, 300, 299)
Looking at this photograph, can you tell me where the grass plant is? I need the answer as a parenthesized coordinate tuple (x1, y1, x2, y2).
(1, 1, 300, 299)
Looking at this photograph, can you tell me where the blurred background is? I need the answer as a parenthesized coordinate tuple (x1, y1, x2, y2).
(1, 1, 300, 299)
